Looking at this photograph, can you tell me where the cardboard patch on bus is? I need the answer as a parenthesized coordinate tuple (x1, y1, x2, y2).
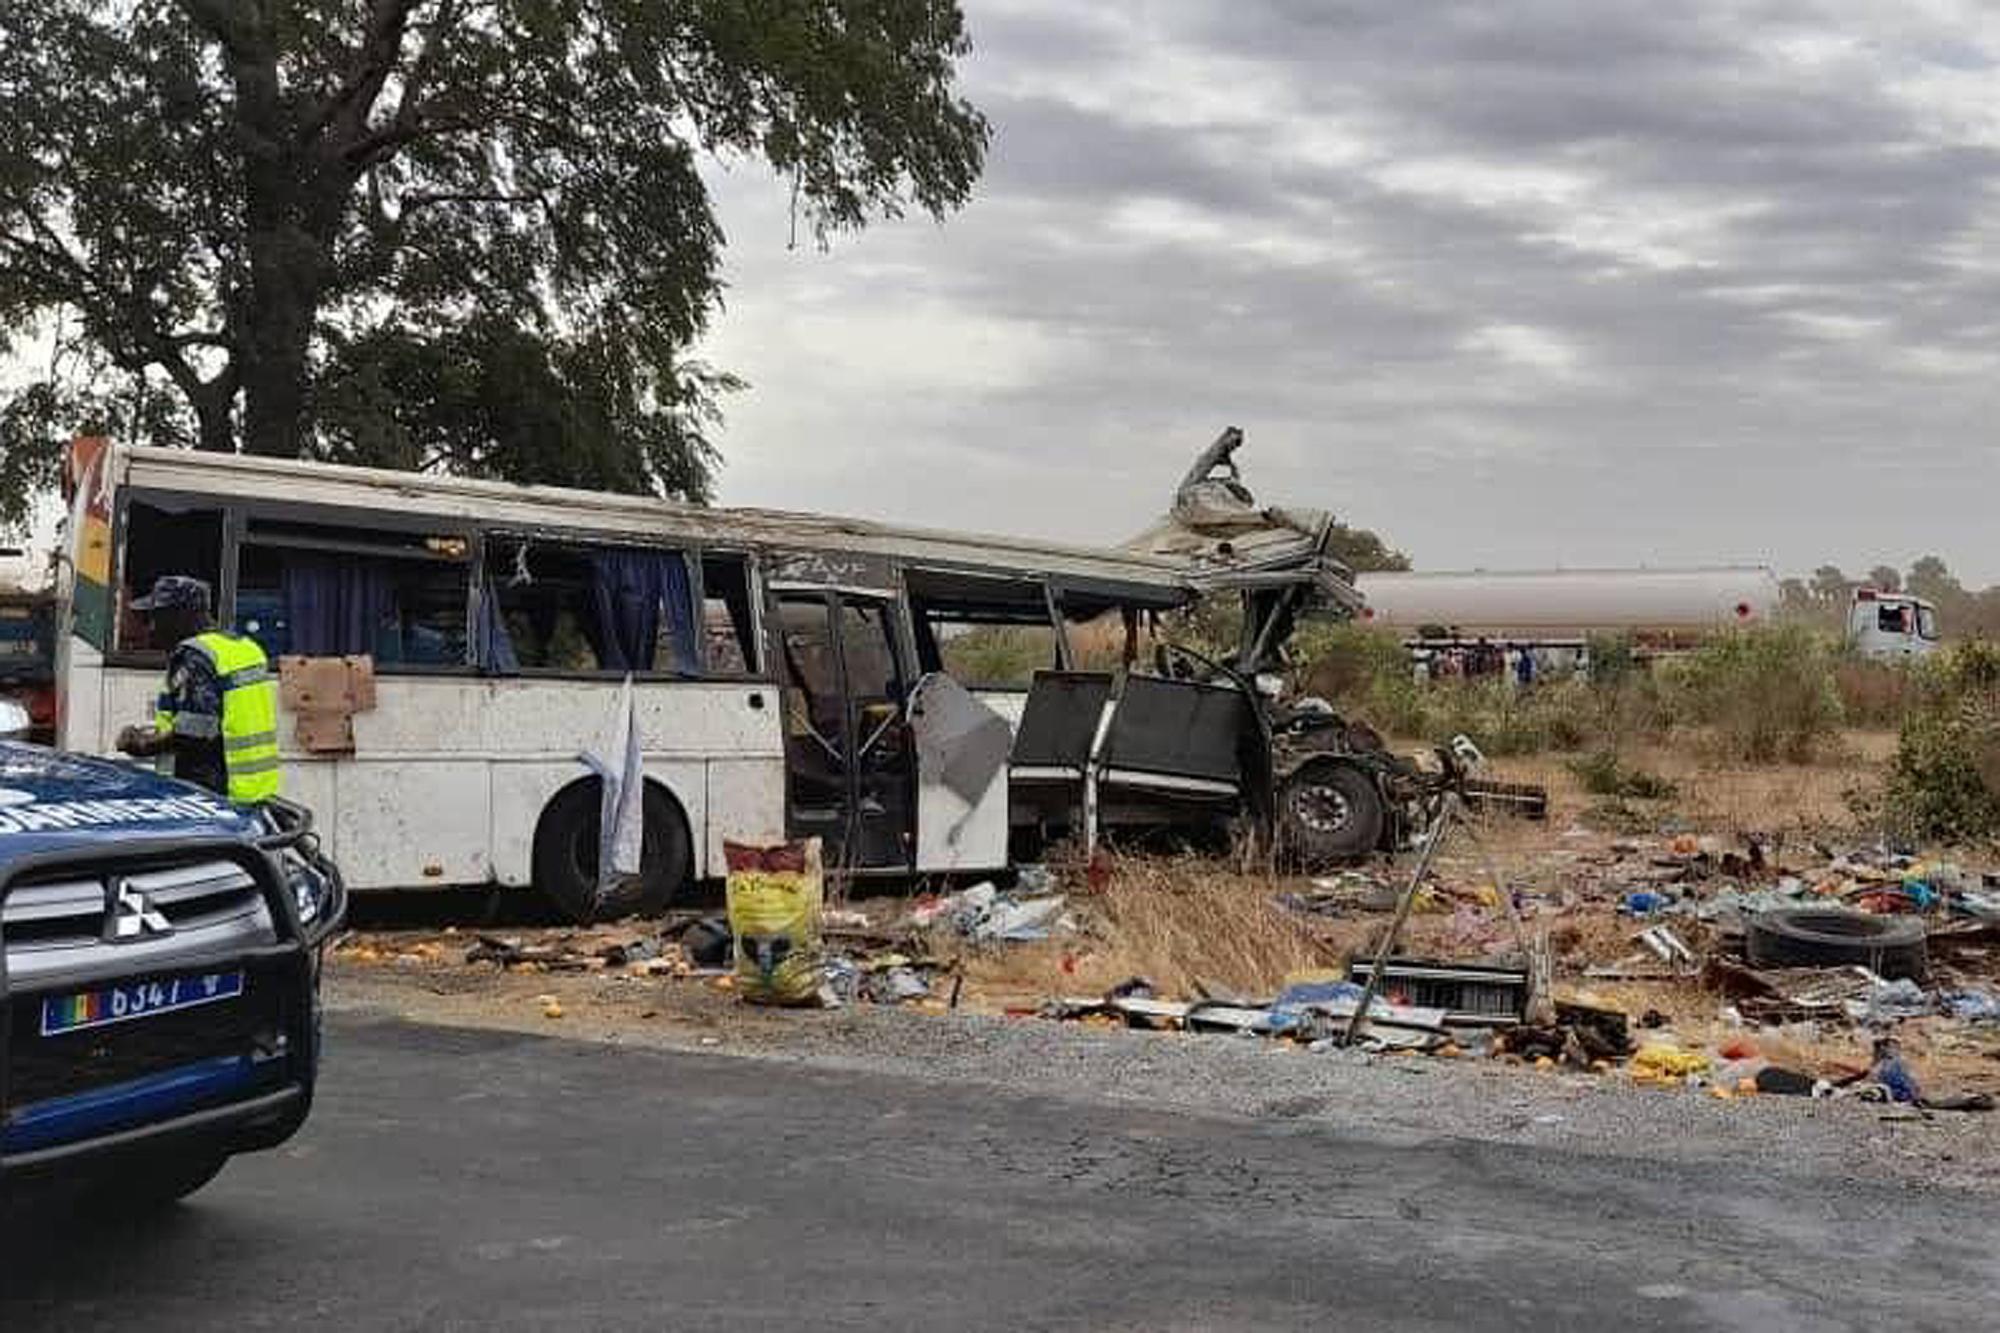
(278, 655, 377, 754)
(724, 838, 826, 1006)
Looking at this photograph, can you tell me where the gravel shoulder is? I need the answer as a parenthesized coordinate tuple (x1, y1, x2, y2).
(329, 957, 2000, 1196)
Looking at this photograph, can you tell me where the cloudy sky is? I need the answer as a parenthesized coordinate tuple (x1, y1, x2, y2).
(699, 0, 2000, 585)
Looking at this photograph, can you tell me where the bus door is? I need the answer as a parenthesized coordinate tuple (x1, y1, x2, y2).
(769, 590, 915, 871)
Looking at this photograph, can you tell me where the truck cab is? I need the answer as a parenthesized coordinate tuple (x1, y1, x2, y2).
(0, 711, 343, 1212)
(1848, 589, 1940, 662)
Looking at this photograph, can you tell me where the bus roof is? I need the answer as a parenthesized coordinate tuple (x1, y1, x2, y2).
(112, 443, 1192, 603)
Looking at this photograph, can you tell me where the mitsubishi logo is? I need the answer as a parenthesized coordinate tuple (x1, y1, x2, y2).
(109, 879, 171, 940)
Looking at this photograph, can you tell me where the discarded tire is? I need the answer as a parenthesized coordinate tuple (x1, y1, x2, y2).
(1745, 908, 1927, 980)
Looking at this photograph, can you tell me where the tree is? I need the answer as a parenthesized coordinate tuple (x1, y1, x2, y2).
(1809, 564, 1853, 608)
(1326, 522, 1412, 574)
(1868, 565, 1902, 594)
(0, 0, 989, 527)
(1907, 555, 1962, 606)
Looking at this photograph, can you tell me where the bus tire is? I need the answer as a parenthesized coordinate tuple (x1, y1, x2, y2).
(533, 779, 693, 924)
(1277, 761, 1385, 868)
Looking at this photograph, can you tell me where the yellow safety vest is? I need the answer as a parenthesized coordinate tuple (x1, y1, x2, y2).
(155, 631, 282, 804)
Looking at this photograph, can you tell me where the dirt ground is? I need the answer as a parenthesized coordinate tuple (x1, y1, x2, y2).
(329, 729, 2000, 1113)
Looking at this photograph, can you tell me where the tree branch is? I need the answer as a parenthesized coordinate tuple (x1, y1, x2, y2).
(400, 189, 548, 213)
(310, 0, 424, 148)
(341, 113, 493, 167)
(173, 0, 260, 58)
(389, 0, 472, 129)
(1, 227, 232, 409)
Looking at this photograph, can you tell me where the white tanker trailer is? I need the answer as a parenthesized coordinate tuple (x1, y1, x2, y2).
(1349, 566, 1932, 664)
(1352, 566, 1780, 639)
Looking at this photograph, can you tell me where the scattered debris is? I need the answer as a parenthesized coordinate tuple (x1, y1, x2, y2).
(1345, 957, 1528, 1026)
(910, 881, 1072, 942)
(1637, 925, 1696, 970)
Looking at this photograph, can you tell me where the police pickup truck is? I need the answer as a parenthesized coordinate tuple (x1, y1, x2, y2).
(0, 701, 343, 1210)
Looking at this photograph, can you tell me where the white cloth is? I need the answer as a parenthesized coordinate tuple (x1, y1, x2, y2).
(580, 675, 645, 901)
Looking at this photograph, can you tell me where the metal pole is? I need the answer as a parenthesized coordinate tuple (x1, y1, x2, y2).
(1345, 792, 1459, 1045)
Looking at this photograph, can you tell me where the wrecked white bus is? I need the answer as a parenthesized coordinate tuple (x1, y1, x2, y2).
(53, 432, 1532, 918)
(53, 439, 1227, 916)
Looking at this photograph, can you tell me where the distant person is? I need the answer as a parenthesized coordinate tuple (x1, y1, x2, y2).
(116, 575, 283, 805)
(1514, 643, 1536, 689)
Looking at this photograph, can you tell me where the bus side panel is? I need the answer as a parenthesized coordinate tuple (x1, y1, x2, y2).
(283, 759, 340, 864)
(704, 757, 788, 877)
(64, 641, 110, 753)
(337, 758, 492, 888)
(101, 670, 780, 890)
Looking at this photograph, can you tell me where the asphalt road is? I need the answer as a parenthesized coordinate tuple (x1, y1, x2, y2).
(4, 1014, 1997, 1331)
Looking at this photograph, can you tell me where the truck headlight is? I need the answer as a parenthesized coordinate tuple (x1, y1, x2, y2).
(289, 862, 326, 927)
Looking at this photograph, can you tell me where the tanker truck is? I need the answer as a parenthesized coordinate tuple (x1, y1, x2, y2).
(1350, 566, 1933, 666)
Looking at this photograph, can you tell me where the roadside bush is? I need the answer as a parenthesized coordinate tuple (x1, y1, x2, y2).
(1293, 621, 1409, 704)
(1566, 749, 1678, 800)
(1886, 642, 2000, 842)
(1290, 623, 1661, 756)
(1669, 624, 1843, 763)
(1834, 659, 1918, 730)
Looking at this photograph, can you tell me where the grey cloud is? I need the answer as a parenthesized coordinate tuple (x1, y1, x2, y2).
(701, 1, 2000, 584)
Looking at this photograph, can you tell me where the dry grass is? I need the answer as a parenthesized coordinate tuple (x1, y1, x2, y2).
(1479, 731, 1898, 839)
(956, 857, 1337, 1008)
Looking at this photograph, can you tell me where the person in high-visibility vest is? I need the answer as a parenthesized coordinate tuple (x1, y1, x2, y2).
(116, 575, 283, 804)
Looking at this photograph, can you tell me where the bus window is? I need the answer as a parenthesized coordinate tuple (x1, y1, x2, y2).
(701, 554, 759, 675)
(485, 538, 699, 675)
(1918, 605, 1940, 641)
(1877, 603, 1911, 636)
(117, 500, 225, 655)
(1065, 606, 1158, 671)
(907, 570, 1060, 689)
(234, 538, 469, 667)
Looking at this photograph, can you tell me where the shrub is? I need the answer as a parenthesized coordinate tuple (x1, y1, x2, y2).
(1293, 621, 1411, 704)
(1834, 659, 1918, 730)
(1886, 642, 2000, 841)
(1671, 624, 1844, 762)
(1566, 750, 1678, 800)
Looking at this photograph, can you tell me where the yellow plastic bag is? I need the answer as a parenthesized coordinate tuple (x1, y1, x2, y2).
(1632, 1043, 1711, 1079)
(725, 838, 825, 1006)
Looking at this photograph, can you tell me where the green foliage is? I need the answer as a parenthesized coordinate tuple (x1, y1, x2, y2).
(1324, 523, 1411, 574)
(0, 0, 988, 500)
(1161, 598, 1243, 662)
(1291, 624, 1610, 756)
(1832, 659, 1918, 730)
(1288, 623, 1854, 765)
(1293, 621, 1410, 702)
(1886, 642, 2000, 842)
(1566, 750, 1678, 800)
(1669, 624, 1844, 763)
(1585, 632, 1639, 688)
(937, 625, 1057, 688)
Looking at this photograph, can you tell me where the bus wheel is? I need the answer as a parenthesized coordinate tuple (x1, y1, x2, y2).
(533, 780, 692, 923)
(1278, 761, 1385, 868)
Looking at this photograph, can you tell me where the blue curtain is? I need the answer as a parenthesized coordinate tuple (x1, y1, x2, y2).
(588, 551, 698, 675)
(478, 573, 520, 674)
(282, 554, 398, 660)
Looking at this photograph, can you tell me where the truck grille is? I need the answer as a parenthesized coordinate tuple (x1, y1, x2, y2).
(1, 859, 263, 948)
(4, 962, 294, 1109)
